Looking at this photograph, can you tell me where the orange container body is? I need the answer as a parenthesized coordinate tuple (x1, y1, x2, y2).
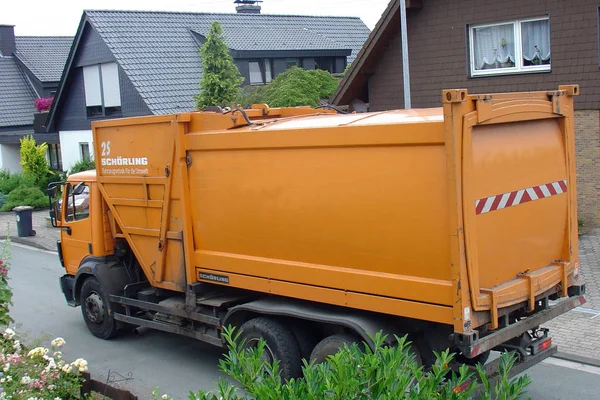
(90, 88, 581, 334)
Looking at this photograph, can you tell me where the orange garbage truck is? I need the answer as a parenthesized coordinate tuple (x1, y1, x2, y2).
(49, 86, 585, 379)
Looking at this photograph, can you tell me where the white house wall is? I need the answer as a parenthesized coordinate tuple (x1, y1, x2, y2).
(0, 144, 22, 173)
(59, 130, 94, 173)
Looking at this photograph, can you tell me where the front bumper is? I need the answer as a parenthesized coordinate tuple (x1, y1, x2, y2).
(60, 274, 77, 307)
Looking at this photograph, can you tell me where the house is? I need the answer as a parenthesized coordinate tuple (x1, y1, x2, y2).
(0, 25, 72, 172)
(45, 5, 370, 171)
(331, 0, 600, 228)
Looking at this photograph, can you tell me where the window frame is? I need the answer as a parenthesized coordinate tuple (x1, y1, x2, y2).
(83, 62, 122, 118)
(468, 16, 551, 77)
(248, 60, 264, 85)
(79, 142, 90, 160)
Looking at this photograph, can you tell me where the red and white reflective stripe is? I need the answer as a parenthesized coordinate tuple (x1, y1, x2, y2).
(475, 179, 567, 215)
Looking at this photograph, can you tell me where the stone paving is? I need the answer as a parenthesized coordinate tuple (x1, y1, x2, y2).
(1, 210, 599, 362)
(0, 209, 59, 251)
(545, 228, 600, 363)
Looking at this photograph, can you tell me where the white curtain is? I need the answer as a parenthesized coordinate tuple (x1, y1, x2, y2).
(473, 24, 515, 70)
(521, 20, 551, 64)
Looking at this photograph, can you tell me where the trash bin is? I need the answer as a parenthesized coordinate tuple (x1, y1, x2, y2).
(13, 206, 36, 237)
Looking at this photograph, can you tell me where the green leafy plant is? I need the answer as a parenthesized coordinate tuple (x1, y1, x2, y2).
(37, 169, 65, 194)
(0, 171, 34, 195)
(234, 67, 340, 108)
(195, 22, 244, 109)
(19, 136, 50, 189)
(0, 186, 48, 212)
(0, 328, 87, 398)
(184, 326, 531, 400)
(69, 157, 95, 175)
(0, 237, 13, 327)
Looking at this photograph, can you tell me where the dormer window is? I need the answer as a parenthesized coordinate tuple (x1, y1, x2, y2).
(83, 62, 122, 118)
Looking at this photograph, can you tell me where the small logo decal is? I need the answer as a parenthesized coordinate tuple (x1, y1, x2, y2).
(198, 272, 230, 284)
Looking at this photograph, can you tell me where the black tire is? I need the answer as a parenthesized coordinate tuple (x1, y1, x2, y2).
(454, 350, 491, 366)
(80, 277, 118, 339)
(309, 333, 362, 364)
(239, 317, 302, 380)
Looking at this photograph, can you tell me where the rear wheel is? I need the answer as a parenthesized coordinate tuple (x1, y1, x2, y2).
(80, 277, 117, 339)
(239, 317, 302, 380)
(309, 333, 362, 364)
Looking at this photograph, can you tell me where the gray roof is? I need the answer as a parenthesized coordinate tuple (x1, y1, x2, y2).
(15, 36, 73, 82)
(0, 57, 37, 128)
(192, 26, 348, 52)
(84, 10, 370, 115)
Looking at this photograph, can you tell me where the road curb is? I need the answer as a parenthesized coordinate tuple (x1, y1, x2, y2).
(553, 352, 600, 368)
(0, 235, 56, 252)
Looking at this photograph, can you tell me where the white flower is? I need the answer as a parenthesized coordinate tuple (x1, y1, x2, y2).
(6, 375, 11, 382)
(161, 395, 169, 400)
(71, 358, 88, 372)
(3, 363, 9, 372)
(61, 364, 73, 374)
(50, 337, 65, 348)
(3, 328, 15, 339)
(12, 340, 20, 351)
(20, 375, 32, 385)
(1, 377, 4, 383)
(27, 347, 46, 358)
(53, 351, 62, 359)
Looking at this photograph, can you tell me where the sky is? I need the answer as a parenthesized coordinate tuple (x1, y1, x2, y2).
(2, 0, 392, 36)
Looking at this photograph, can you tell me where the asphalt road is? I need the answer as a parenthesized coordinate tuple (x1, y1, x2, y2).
(8, 243, 600, 399)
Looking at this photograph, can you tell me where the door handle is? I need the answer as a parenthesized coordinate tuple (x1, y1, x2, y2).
(62, 226, 72, 235)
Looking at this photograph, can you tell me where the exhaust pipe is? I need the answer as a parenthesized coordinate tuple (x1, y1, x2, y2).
(133, 326, 148, 336)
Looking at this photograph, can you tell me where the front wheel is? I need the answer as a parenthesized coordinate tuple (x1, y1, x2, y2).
(80, 277, 117, 339)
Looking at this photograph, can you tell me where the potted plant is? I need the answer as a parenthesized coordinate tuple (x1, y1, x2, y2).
(33, 97, 53, 133)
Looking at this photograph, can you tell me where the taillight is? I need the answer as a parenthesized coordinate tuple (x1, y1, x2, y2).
(534, 337, 552, 354)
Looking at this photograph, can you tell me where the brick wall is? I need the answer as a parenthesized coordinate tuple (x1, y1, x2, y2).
(368, 0, 600, 111)
(575, 110, 600, 228)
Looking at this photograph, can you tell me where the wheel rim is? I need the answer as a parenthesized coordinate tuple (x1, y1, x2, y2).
(245, 338, 275, 364)
(84, 291, 105, 324)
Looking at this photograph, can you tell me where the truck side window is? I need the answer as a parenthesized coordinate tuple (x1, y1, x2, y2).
(65, 184, 90, 222)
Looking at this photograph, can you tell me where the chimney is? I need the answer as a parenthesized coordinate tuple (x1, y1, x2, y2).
(235, 0, 262, 14)
(0, 25, 16, 57)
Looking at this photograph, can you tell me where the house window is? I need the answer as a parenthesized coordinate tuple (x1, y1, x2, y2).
(469, 17, 551, 76)
(248, 59, 273, 85)
(83, 62, 122, 117)
(249, 61, 263, 85)
(48, 143, 62, 171)
(286, 58, 300, 69)
(79, 143, 90, 160)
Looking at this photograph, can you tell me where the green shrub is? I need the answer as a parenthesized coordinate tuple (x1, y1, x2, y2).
(1, 186, 48, 212)
(37, 169, 65, 193)
(20, 135, 50, 188)
(234, 67, 340, 108)
(181, 327, 531, 400)
(0, 170, 34, 195)
(234, 85, 268, 108)
(69, 157, 95, 175)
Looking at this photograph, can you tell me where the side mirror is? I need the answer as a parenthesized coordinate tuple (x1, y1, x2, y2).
(73, 182, 86, 195)
(47, 186, 57, 197)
